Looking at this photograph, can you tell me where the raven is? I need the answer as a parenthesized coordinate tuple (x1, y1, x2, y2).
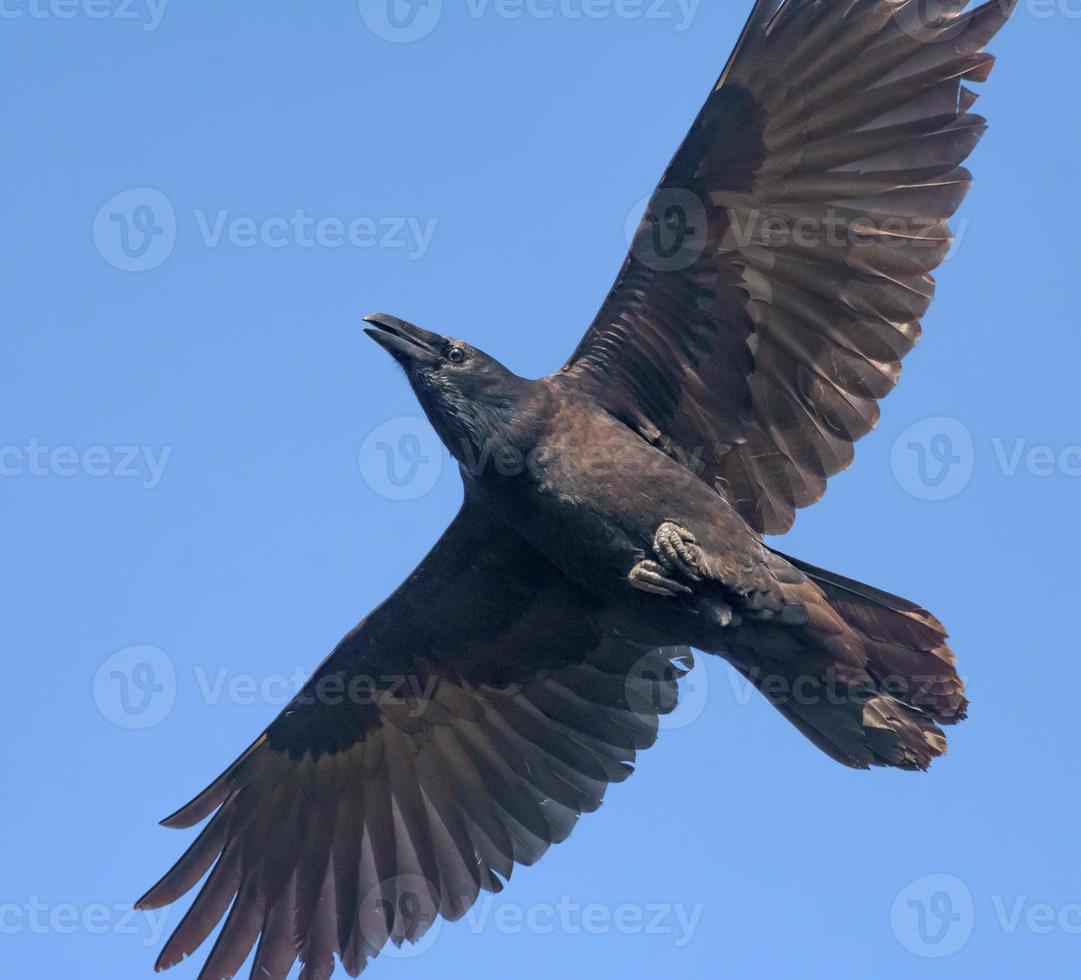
(139, 1, 1014, 976)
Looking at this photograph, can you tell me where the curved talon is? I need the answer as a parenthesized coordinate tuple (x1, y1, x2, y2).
(653, 521, 704, 581)
(629, 559, 692, 597)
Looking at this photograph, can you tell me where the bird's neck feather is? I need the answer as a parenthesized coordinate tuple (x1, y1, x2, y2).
(425, 376, 547, 474)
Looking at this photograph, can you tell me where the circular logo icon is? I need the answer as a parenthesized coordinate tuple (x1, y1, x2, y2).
(93, 645, 176, 729)
(359, 416, 443, 501)
(626, 648, 706, 732)
(357, 874, 442, 958)
(892, 0, 971, 44)
(92, 188, 176, 272)
(625, 188, 709, 273)
(891, 873, 974, 958)
(358, 0, 442, 43)
(890, 416, 974, 501)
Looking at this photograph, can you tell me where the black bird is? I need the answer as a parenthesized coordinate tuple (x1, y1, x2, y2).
(139, 1, 1014, 976)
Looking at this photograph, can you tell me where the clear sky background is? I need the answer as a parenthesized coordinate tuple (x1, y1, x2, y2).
(3, 2, 1079, 977)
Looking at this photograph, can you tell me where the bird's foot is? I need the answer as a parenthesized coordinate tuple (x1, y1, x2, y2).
(628, 559, 692, 597)
(628, 521, 707, 597)
(652, 521, 704, 582)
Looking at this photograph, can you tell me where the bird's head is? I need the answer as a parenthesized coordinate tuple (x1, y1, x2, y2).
(363, 313, 530, 466)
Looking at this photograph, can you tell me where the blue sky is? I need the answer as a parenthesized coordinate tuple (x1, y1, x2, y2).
(3, 2, 1079, 978)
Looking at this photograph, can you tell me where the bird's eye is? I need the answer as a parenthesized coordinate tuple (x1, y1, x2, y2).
(447, 346, 467, 364)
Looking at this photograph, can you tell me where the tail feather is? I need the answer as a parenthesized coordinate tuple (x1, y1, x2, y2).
(777, 550, 967, 725)
(724, 553, 965, 771)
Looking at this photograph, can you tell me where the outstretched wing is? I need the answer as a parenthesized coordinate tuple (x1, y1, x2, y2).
(561, 0, 1014, 533)
(137, 501, 690, 979)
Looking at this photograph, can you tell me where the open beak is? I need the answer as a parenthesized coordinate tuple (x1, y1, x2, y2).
(363, 313, 441, 367)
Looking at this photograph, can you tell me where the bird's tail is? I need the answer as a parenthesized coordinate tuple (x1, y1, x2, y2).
(724, 553, 967, 771)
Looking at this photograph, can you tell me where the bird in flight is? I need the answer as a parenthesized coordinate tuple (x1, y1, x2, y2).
(139, 1, 1014, 976)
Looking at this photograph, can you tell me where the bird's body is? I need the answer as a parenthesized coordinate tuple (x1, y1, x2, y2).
(467, 381, 720, 585)
(461, 375, 763, 645)
(138, 1, 1016, 976)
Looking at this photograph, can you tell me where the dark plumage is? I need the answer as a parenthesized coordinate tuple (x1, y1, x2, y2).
(138, 1, 1014, 976)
